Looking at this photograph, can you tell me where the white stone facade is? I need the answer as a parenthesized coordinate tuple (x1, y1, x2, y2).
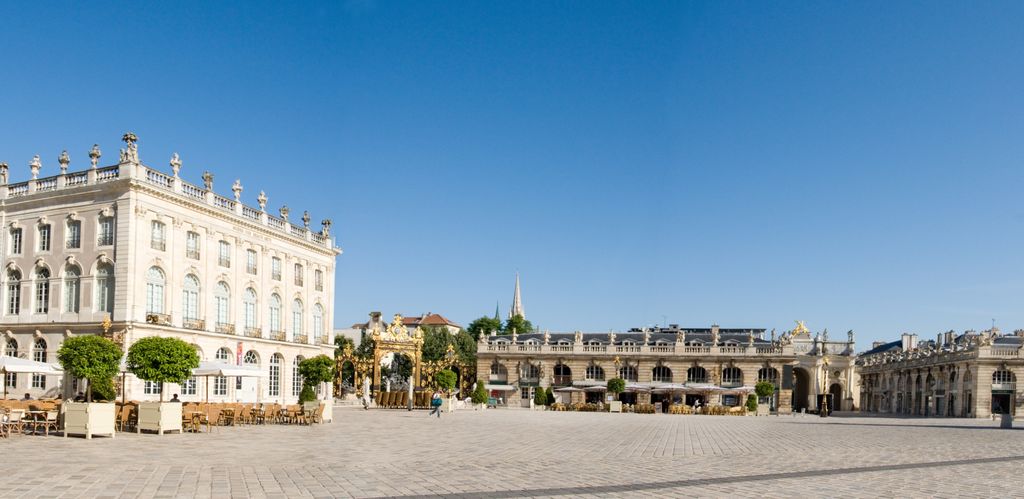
(0, 135, 340, 403)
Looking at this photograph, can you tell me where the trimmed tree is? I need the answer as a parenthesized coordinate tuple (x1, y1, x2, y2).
(607, 378, 626, 401)
(298, 355, 336, 403)
(533, 386, 547, 407)
(745, 394, 758, 412)
(471, 381, 488, 404)
(435, 369, 457, 396)
(57, 335, 123, 403)
(126, 336, 200, 402)
(545, 386, 554, 406)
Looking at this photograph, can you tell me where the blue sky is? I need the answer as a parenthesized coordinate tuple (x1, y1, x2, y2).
(1, 2, 1022, 347)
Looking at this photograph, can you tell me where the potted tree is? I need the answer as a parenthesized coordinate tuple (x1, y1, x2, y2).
(607, 378, 626, 413)
(435, 369, 457, 412)
(126, 336, 199, 435)
(470, 380, 488, 410)
(57, 335, 122, 439)
(754, 381, 775, 416)
(298, 355, 336, 423)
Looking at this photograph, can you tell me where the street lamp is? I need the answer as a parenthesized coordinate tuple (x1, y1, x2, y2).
(820, 356, 830, 418)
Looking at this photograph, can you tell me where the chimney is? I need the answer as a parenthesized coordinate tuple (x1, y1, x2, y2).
(872, 341, 885, 349)
(936, 333, 944, 348)
(901, 333, 918, 351)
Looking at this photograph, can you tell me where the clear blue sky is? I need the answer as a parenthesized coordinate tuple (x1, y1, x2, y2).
(1, 2, 1022, 348)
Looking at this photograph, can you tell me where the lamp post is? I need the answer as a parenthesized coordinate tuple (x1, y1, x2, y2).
(820, 357, 830, 418)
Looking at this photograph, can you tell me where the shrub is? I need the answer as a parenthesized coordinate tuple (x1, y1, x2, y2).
(745, 394, 758, 412)
(545, 386, 554, 405)
(57, 335, 123, 403)
(435, 369, 457, 394)
(90, 375, 117, 402)
(126, 336, 200, 402)
(533, 386, 547, 407)
(298, 383, 317, 403)
(299, 355, 336, 387)
(754, 381, 776, 398)
(471, 381, 488, 404)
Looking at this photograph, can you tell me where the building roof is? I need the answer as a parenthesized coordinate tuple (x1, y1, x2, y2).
(488, 330, 772, 346)
(350, 313, 461, 330)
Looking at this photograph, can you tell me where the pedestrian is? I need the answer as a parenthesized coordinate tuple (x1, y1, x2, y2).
(429, 390, 443, 418)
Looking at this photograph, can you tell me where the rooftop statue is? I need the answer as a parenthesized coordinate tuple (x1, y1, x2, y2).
(792, 320, 810, 337)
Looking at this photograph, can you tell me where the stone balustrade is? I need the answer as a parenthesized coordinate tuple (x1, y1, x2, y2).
(482, 342, 791, 357)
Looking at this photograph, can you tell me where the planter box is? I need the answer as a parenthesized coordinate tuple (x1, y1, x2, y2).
(756, 405, 770, 416)
(608, 401, 623, 413)
(63, 402, 116, 439)
(532, 405, 548, 411)
(321, 401, 333, 423)
(137, 402, 183, 435)
(441, 397, 456, 413)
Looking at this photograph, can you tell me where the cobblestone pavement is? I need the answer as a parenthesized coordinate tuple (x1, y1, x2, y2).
(2, 408, 1023, 498)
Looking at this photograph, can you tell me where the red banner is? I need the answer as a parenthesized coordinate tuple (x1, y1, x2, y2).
(237, 342, 243, 364)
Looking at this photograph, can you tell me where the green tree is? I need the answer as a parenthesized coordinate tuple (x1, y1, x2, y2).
(745, 394, 758, 412)
(334, 334, 355, 357)
(533, 386, 547, 407)
(454, 330, 477, 364)
(471, 381, 489, 404)
(298, 355, 336, 403)
(298, 384, 317, 403)
(754, 380, 776, 398)
(607, 378, 626, 401)
(466, 316, 502, 340)
(435, 369, 457, 395)
(421, 326, 453, 362)
(545, 386, 554, 406)
(504, 314, 534, 335)
(90, 376, 117, 402)
(355, 332, 375, 358)
(57, 336, 122, 403)
(126, 336, 200, 402)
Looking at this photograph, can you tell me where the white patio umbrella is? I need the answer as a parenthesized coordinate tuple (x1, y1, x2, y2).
(0, 356, 62, 399)
(192, 362, 267, 402)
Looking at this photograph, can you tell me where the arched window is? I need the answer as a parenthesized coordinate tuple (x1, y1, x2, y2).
(489, 361, 508, 378)
(585, 364, 605, 381)
(5, 339, 17, 388)
(95, 263, 114, 314)
(619, 365, 638, 382)
(757, 367, 779, 385)
(182, 274, 200, 321)
(993, 370, 1015, 387)
(269, 354, 283, 397)
(63, 266, 80, 313)
(292, 299, 304, 337)
(652, 366, 672, 383)
(243, 288, 258, 331)
(214, 347, 231, 396)
(292, 356, 304, 396)
(553, 362, 571, 384)
(312, 304, 324, 343)
(215, 282, 230, 326)
(7, 269, 21, 315)
(243, 350, 259, 366)
(269, 294, 282, 332)
(520, 363, 540, 380)
(34, 267, 50, 314)
(32, 339, 46, 389)
(145, 267, 165, 314)
(687, 366, 708, 384)
(722, 367, 742, 387)
(949, 369, 958, 388)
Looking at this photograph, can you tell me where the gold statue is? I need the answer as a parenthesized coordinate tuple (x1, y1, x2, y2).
(792, 320, 810, 337)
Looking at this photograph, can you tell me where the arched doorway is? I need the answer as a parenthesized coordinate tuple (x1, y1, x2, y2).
(828, 383, 843, 413)
(339, 360, 355, 395)
(793, 368, 811, 413)
(379, 352, 413, 392)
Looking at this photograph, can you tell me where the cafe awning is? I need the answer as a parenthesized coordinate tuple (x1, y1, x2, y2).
(484, 384, 517, 391)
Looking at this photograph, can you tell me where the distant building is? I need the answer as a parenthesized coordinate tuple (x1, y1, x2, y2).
(341, 311, 462, 344)
(857, 328, 1024, 418)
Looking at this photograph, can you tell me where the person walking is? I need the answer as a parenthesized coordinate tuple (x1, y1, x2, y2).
(429, 390, 443, 418)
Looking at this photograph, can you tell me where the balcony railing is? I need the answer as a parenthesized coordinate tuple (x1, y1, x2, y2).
(183, 319, 206, 331)
(244, 327, 263, 338)
(270, 330, 286, 341)
(294, 334, 308, 344)
(216, 323, 236, 335)
(552, 375, 572, 386)
(146, 313, 172, 325)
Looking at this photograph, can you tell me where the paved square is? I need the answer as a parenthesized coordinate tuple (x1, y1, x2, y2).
(2, 409, 1023, 498)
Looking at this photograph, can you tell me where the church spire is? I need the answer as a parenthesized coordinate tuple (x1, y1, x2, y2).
(494, 301, 500, 321)
(509, 272, 525, 319)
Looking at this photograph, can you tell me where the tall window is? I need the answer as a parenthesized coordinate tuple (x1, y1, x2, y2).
(218, 240, 231, 267)
(243, 288, 257, 330)
(312, 304, 324, 343)
(4, 339, 16, 388)
(269, 294, 282, 332)
(269, 354, 282, 397)
(585, 364, 605, 381)
(32, 339, 46, 389)
(10, 228, 22, 254)
(271, 257, 282, 281)
(292, 299, 304, 337)
(182, 274, 200, 321)
(186, 231, 200, 259)
(653, 366, 672, 383)
(619, 365, 638, 382)
(182, 376, 197, 396)
(722, 367, 742, 387)
(215, 282, 230, 326)
(95, 263, 114, 314)
(145, 267, 165, 314)
(7, 269, 21, 315)
(686, 366, 708, 384)
(98, 216, 115, 246)
(246, 249, 257, 274)
(63, 266, 81, 313)
(214, 348, 231, 396)
(292, 356, 304, 396)
(144, 380, 162, 395)
(66, 220, 81, 249)
(150, 221, 166, 251)
(294, 264, 303, 286)
(38, 224, 51, 251)
(314, 269, 323, 291)
(34, 267, 50, 314)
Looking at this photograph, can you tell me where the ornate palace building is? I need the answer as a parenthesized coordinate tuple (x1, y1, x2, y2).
(476, 322, 858, 413)
(857, 329, 1024, 418)
(0, 133, 339, 403)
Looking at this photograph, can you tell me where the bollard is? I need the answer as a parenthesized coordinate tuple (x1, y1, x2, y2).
(1000, 413, 1013, 429)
